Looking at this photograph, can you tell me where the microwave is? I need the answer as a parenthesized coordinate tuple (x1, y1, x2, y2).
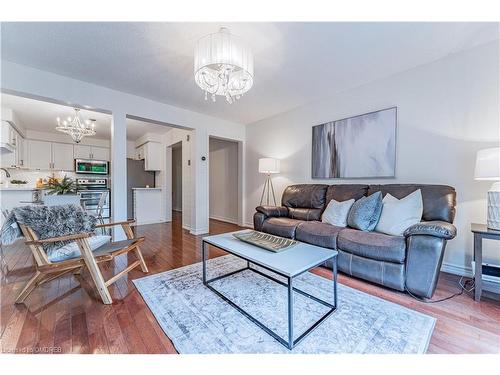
(75, 159, 109, 175)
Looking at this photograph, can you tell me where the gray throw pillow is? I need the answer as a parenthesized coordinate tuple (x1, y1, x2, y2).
(347, 191, 383, 231)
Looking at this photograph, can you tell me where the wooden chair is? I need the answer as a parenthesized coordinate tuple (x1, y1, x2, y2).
(15, 220, 148, 305)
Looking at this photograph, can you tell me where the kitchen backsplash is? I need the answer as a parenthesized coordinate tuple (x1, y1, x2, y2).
(6, 170, 104, 188)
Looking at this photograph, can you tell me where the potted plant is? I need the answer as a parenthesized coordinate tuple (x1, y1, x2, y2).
(45, 175, 77, 195)
(43, 175, 80, 206)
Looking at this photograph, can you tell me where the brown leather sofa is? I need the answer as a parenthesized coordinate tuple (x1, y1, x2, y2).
(254, 184, 457, 299)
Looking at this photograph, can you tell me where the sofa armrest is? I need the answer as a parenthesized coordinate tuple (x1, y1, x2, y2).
(255, 205, 288, 218)
(404, 221, 456, 240)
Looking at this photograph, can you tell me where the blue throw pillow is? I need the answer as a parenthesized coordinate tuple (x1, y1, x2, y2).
(347, 191, 383, 231)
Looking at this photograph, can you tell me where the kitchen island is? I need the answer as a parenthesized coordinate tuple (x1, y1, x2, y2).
(132, 188, 165, 225)
(0, 187, 43, 225)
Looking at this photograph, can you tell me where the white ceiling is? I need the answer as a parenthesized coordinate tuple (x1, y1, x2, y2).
(1, 22, 499, 124)
(1, 93, 172, 141)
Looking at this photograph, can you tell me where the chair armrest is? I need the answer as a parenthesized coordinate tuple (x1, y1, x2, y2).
(404, 221, 457, 240)
(255, 206, 288, 218)
(95, 219, 136, 228)
(25, 232, 93, 245)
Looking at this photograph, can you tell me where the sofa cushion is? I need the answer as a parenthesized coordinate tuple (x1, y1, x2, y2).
(262, 217, 304, 239)
(288, 207, 323, 221)
(47, 235, 112, 263)
(375, 190, 423, 236)
(281, 184, 327, 221)
(347, 191, 383, 231)
(322, 198, 354, 227)
(326, 184, 368, 203)
(367, 184, 456, 223)
(338, 228, 406, 263)
(295, 221, 344, 249)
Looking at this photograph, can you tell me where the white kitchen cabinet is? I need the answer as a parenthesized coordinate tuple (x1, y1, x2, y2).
(0, 120, 16, 148)
(74, 144, 92, 159)
(16, 135, 27, 168)
(136, 144, 145, 160)
(52, 142, 74, 171)
(136, 142, 162, 171)
(27, 139, 52, 169)
(0, 123, 26, 168)
(91, 146, 110, 161)
(74, 144, 110, 161)
(27, 140, 74, 171)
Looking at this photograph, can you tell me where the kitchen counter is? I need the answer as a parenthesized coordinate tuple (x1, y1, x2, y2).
(0, 186, 42, 191)
(133, 188, 164, 225)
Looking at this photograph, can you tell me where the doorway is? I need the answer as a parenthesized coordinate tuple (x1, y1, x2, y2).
(171, 141, 183, 217)
(209, 137, 239, 226)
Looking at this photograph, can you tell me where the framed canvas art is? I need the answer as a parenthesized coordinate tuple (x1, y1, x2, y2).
(312, 107, 397, 178)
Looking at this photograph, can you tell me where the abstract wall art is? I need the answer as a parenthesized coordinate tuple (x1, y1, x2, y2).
(312, 107, 397, 178)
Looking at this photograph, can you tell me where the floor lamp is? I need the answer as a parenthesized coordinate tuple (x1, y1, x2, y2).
(259, 158, 280, 206)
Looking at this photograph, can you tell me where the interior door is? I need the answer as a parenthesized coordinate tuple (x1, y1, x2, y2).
(74, 144, 91, 159)
(91, 146, 110, 161)
(27, 140, 52, 169)
(52, 142, 74, 171)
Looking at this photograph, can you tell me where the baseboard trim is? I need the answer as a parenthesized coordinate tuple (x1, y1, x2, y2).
(242, 221, 253, 229)
(136, 219, 168, 226)
(441, 262, 500, 295)
(209, 215, 239, 225)
(190, 227, 209, 235)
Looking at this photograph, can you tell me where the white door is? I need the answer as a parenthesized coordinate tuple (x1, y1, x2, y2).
(27, 140, 52, 169)
(91, 146, 110, 161)
(74, 144, 92, 159)
(52, 142, 74, 171)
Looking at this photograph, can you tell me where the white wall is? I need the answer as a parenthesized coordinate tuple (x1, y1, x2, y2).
(162, 128, 194, 230)
(245, 41, 500, 273)
(209, 138, 239, 224)
(2, 61, 246, 234)
(172, 145, 182, 212)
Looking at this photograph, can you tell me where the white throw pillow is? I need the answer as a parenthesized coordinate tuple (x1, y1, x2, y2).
(322, 198, 355, 227)
(375, 189, 423, 236)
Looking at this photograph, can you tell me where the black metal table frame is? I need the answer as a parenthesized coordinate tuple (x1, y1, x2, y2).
(202, 239, 338, 350)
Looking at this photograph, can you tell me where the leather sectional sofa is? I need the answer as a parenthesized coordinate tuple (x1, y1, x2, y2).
(254, 184, 457, 299)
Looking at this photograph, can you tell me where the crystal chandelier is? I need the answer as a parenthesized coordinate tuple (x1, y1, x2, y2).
(56, 108, 96, 143)
(194, 27, 254, 104)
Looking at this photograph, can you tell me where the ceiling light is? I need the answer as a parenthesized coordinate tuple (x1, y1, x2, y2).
(194, 27, 254, 104)
(56, 108, 96, 143)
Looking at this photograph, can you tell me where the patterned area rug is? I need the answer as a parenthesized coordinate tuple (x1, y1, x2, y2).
(133, 255, 435, 354)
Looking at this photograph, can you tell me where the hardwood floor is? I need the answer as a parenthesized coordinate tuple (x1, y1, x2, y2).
(1, 212, 499, 354)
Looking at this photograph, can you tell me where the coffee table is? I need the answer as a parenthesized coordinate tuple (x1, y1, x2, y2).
(202, 230, 338, 350)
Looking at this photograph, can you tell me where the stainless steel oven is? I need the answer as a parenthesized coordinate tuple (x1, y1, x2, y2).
(75, 159, 109, 175)
(76, 178, 110, 218)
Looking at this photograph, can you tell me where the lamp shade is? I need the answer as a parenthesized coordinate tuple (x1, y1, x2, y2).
(259, 158, 280, 174)
(474, 147, 500, 180)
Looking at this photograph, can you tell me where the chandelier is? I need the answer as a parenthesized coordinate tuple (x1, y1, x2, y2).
(56, 108, 96, 143)
(194, 27, 254, 104)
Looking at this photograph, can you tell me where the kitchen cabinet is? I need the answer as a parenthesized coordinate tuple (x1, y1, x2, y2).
(0, 123, 26, 168)
(73, 144, 91, 159)
(27, 140, 52, 169)
(16, 135, 27, 168)
(27, 140, 74, 171)
(1, 120, 16, 148)
(52, 142, 74, 170)
(74, 144, 110, 161)
(136, 142, 162, 171)
(91, 146, 110, 161)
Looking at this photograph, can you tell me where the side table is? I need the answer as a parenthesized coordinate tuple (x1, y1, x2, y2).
(471, 223, 500, 301)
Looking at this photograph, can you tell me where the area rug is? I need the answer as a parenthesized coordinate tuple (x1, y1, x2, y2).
(133, 255, 435, 354)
